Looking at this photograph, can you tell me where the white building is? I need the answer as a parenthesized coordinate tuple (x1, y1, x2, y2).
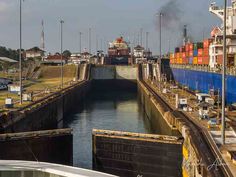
(25, 47, 44, 59)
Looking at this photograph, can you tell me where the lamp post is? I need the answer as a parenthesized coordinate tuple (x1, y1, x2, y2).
(222, 0, 227, 145)
(89, 28, 91, 54)
(146, 32, 149, 50)
(79, 32, 82, 53)
(60, 20, 64, 89)
(157, 13, 163, 59)
(19, 0, 23, 105)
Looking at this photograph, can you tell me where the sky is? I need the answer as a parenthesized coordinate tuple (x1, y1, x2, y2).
(0, 0, 224, 55)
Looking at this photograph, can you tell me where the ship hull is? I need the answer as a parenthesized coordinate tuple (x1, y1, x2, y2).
(171, 67, 236, 104)
(105, 56, 129, 65)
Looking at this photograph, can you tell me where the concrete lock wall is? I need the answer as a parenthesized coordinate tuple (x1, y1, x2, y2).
(92, 129, 183, 177)
(0, 129, 73, 166)
(91, 65, 137, 80)
(0, 81, 91, 133)
(137, 81, 180, 136)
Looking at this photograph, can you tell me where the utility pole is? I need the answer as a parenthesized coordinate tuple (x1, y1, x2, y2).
(159, 13, 163, 60)
(60, 20, 64, 89)
(79, 32, 82, 53)
(96, 35, 98, 52)
(140, 28, 143, 47)
(146, 32, 149, 50)
(157, 13, 163, 59)
(19, 0, 23, 104)
(222, 0, 227, 145)
(89, 28, 91, 54)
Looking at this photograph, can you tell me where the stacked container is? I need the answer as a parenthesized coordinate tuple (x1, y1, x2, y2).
(169, 39, 212, 66)
(202, 39, 213, 65)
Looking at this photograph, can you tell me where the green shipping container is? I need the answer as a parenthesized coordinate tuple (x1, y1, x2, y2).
(193, 42, 203, 50)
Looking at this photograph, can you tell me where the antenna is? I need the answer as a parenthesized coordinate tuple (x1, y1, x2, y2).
(40, 20, 45, 51)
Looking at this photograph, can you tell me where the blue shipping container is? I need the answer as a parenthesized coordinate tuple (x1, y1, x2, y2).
(193, 50, 198, 57)
(172, 68, 236, 104)
(189, 57, 193, 64)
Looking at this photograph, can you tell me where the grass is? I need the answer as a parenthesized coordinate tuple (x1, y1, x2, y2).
(0, 64, 77, 110)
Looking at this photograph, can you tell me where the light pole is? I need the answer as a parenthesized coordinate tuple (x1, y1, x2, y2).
(79, 32, 82, 53)
(19, 0, 23, 104)
(60, 20, 64, 89)
(140, 28, 143, 47)
(146, 32, 149, 50)
(222, 0, 227, 145)
(159, 13, 163, 60)
(89, 28, 91, 54)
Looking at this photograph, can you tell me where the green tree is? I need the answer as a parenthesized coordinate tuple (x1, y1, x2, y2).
(63, 50, 71, 58)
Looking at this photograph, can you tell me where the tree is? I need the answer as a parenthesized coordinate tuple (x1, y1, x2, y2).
(63, 50, 71, 58)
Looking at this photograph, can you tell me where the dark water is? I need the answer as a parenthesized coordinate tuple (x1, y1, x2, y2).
(64, 90, 152, 169)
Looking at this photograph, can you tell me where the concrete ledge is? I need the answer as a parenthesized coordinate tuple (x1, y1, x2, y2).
(0, 160, 116, 177)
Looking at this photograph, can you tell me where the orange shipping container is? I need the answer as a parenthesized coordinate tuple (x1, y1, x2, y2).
(198, 49, 203, 57)
(203, 39, 213, 48)
(183, 58, 189, 64)
(189, 44, 193, 51)
(185, 44, 189, 52)
(170, 53, 175, 59)
(202, 56, 209, 65)
(198, 57, 203, 64)
(185, 52, 189, 58)
(176, 53, 180, 58)
(182, 53, 186, 58)
(179, 58, 183, 64)
(203, 48, 209, 56)
(193, 57, 198, 64)
(189, 50, 193, 57)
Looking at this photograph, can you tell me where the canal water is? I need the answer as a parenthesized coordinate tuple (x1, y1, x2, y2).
(64, 87, 153, 169)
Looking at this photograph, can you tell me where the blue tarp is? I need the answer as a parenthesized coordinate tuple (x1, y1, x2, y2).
(172, 68, 236, 104)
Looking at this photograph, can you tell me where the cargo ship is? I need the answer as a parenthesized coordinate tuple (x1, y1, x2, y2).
(106, 37, 131, 65)
(169, 1, 236, 104)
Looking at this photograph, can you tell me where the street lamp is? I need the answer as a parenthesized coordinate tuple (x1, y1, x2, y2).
(79, 32, 82, 53)
(60, 20, 64, 89)
(19, 0, 23, 104)
(157, 13, 163, 60)
(89, 28, 91, 54)
(221, 0, 227, 145)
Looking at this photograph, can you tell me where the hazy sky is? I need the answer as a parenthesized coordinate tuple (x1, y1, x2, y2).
(0, 0, 223, 54)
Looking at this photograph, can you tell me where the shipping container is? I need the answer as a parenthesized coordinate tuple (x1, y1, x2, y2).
(203, 39, 213, 48)
(202, 56, 210, 65)
(175, 47, 180, 53)
(189, 57, 193, 64)
(194, 42, 203, 50)
(193, 57, 198, 64)
(176, 52, 180, 58)
(198, 49, 203, 57)
(193, 50, 198, 57)
(185, 44, 189, 52)
(189, 50, 193, 57)
(203, 48, 209, 56)
(183, 58, 189, 64)
(198, 57, 203, 64)
(185, 52, 189, 58)
(182, 53, 186, 58)
(189, 43, 193, 51)
(170, 53, 175, 59)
